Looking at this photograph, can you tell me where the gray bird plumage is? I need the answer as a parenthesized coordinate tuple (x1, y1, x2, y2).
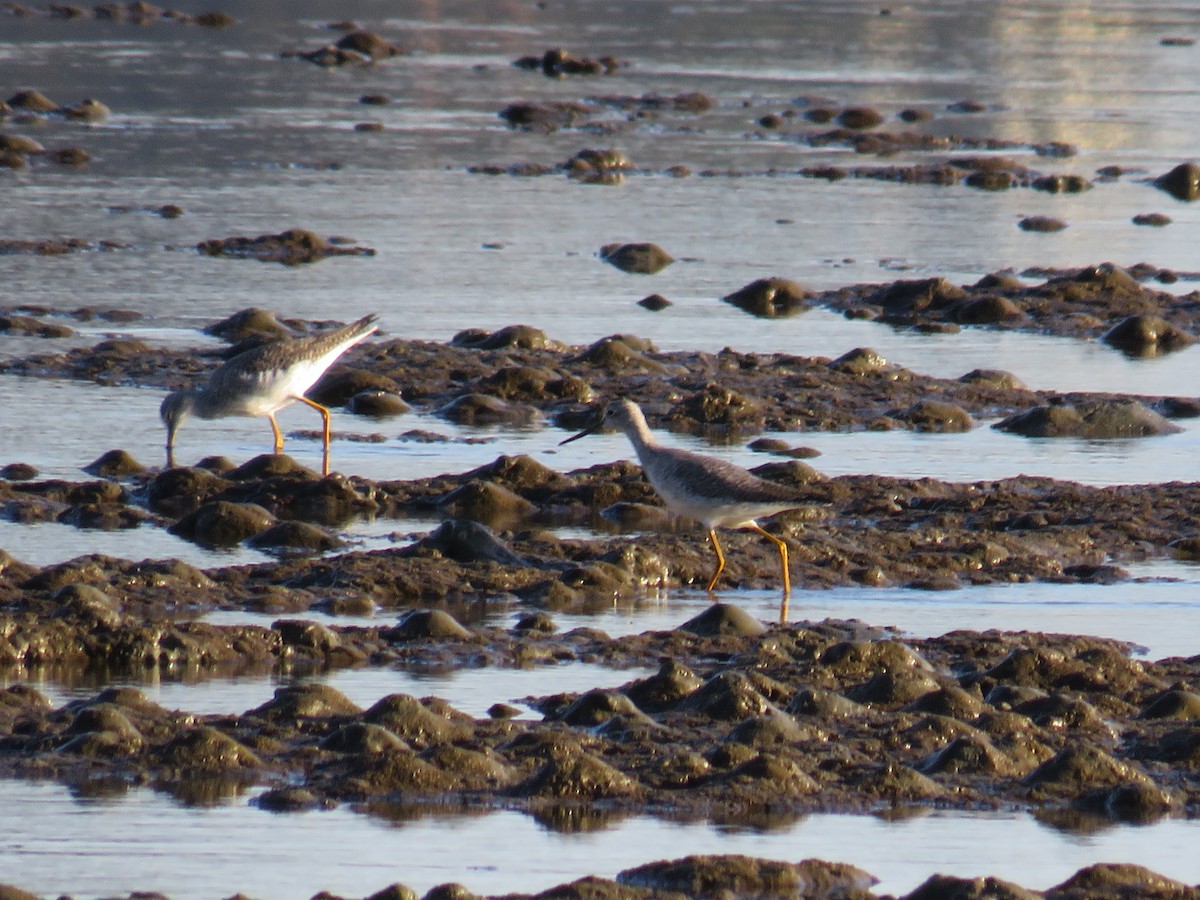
(161, 313, 379, 474)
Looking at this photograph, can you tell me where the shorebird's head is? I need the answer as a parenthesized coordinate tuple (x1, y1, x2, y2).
(159, 390, 194, 466)
(559, 397, 646, 444)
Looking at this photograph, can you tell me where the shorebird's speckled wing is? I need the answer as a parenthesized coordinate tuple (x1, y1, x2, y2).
(650, 446, 805, 505)
(201, 314, 378, 413)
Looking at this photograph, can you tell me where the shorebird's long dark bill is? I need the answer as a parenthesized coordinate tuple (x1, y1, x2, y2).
(559, 420, 600, 445)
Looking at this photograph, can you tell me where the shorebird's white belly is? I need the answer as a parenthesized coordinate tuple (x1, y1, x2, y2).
(239, 354, 337, 417)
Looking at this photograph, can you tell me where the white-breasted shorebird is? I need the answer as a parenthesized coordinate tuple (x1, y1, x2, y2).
(562, 398, 808, 616)
(160, 313, 379, 475)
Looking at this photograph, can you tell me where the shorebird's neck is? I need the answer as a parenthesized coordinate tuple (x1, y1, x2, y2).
(618, 405, 660, 457)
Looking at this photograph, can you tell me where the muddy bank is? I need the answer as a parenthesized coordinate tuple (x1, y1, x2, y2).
(6, 454, 1200, 606)
(2, 294, 1199, 438)
(0, 604, 1199, 841)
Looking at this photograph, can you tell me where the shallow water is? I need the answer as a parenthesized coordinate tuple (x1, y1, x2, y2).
(1, 779, 1198, 899)
(1, 659, 658, 720)
(5, 0, 1200, 894)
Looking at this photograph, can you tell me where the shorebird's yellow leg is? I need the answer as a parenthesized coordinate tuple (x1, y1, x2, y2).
(296, 396, 333, 476)
(705, 528, 726, 593)
(749, 523, 791, 597)
(268, 414, 285, 453)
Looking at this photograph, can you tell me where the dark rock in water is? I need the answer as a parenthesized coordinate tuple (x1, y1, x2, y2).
(255, 787, 326, 812)
(1025, 744, 1151, 794)
(994, 399, 1182, 439)
(953, 294, 1025, 324)
(362, 693, 469, 746)
(1132, 212, 1172, 227)
(516, 47, 622, 78)
(309, 368, 402, 406)
(0, 134, 45, 154)
(438, 393, 538, 426)
(63, 98, 110, 122)
(147, 466, 233, 517)
(906, 873, 1037, 900)
(1102, 314, 1197, 356)
(1169, 536, 1200, 561)
(203, 307, 290, 343)
(0, 313, 72, 337)
(254, 684, 355, 724)
(498, 100, 591, 131)
(319, 722, 408, 754)
(1154, 396, 1200, 418)
(618, 855, 877, 897)
(837, 106, 883, 129)
(1048, 863, 1196, 899)
(347, 389, 410, 417)
(520, 748, 642, 799)
(872, 277, 967, 313)
(1154, 161, 1200, 201)
(450, 323, 560, 350)
(1018, 215, 1067, 232)
(291, 45, 369, 67)
(721, 277, 809, 318)
(676, 383, 764, 430)
(677, 603, 767, 637)
(83, 449, 145, 478)
(390, 608, 472, 640)
(974, 271, 1025, 291)
(54, 147, 91, 166)
(197, 229, 375, 265)
(170, 500, 276, 547)
(193, 11, 235, 28)
(567, 147, 634, 183)
(7, 89, 57, 111)
(829, 346, 892, 375)
(599, 501, 671, 531)
(959, 368, 1028, 390)
(0, 462, 37, 481)
(159, 726, 262, 770)
(894, 400, 974, 432)
(600, 242, 674, 274)
(576, 335, 664, 373)
(1031, 173, 1091, 193)
(411, 519, 528, 566)
(335, 30, 401, 58)
(437, 480, 536, 525)
(246, 520, 344, 553)
(637, 293, 672, 311)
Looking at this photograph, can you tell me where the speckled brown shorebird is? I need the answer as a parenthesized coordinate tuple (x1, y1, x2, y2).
(562, 397, 808, 619)
(160, 313, 379, 475)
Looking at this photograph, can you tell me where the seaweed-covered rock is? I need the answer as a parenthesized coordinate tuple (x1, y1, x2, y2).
(994, 399, 1181, 439)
